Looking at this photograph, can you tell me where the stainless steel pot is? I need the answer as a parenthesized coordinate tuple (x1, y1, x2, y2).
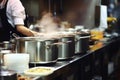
(15, 37, 37, 62)
(35, 39, 58, 64)
(15, 37, 58, 64)
(58, 35, 75, 60)
(0, 70, 17, 80)
(75, 33, 90, 54)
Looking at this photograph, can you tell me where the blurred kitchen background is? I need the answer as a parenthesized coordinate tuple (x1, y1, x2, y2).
(20, 0, 102, 29)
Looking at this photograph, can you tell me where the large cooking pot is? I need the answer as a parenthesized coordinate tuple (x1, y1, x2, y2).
(15, 37, 58, 64)
(75, 32, 90, 54)
(57, 34, 75, 60)
(15, 37, 38, 62)
(35, 38, 58, 64)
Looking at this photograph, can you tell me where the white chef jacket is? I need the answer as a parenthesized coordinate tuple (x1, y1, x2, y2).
(0, 0, 26, 27)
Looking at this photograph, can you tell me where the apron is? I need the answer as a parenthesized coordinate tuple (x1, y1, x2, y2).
(0, 0, 26, 42)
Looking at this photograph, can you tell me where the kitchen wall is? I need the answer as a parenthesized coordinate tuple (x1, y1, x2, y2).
(21, 0, 101, 29)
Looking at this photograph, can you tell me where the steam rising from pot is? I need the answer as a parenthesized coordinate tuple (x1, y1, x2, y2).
(36, 12, 60, 33)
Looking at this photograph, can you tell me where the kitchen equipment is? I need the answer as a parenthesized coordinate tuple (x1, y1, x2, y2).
(75, 32, 90, 54)
(58, 37, 75, 60)
(90, 29, 104, 40)
(15, 37, 37, 62)
(4, 53, 29, 73)
(15, 37, 59, 64)
(2, 41, 10, 49)
(0, 50, 11, 67)
(34, 38, 58, 64)
(57, 33, 75, 60)
(0, 70, 17, 80)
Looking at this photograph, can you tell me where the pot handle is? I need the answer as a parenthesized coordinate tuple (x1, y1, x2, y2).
(46, 40, 72, 48)
(54, 40, 72, 45)
(75, 36, 90, 42)
(12, 33, 21, 40)
(79, 36, 90, 39)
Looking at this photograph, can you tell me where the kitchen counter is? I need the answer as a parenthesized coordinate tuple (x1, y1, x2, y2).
(19, 36, 120, 80)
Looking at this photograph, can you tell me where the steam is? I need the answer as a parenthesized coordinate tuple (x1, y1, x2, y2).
(37, 12, 59, 33)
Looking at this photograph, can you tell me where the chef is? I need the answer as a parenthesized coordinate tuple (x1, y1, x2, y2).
(0, 0, 39, 42)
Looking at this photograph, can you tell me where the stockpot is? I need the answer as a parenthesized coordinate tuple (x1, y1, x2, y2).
(15, 37, 38, 62)
(75, 32, 90, 54)
(35, 38, 58, 64)
(57, 34, 75, 60)
(15, 37, 59, 64)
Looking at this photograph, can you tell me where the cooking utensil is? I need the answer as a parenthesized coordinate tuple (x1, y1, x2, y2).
(15, 37, 59, 64)
(15, 37, 38, 62)
(58, 35, 75, 60)
(75, 33, 90, 54)
(4, 53, 29, 73)
(0, 70, 17, 80)
(34, 38, 58, 64)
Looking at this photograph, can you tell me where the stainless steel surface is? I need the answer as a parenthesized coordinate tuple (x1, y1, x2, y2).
(75, 33, 90, 54)
(0, 70, 16, 76)
(0, 70, 17, 80)
(27, 37, 119, 80)
(35, 39, 58, 63)
(15, 37, 38, 62)
(58, 36, 75, 60)
(3, 41, 10, 50)
(0, 50, 11, 67)
(16, 37, 58, 64)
